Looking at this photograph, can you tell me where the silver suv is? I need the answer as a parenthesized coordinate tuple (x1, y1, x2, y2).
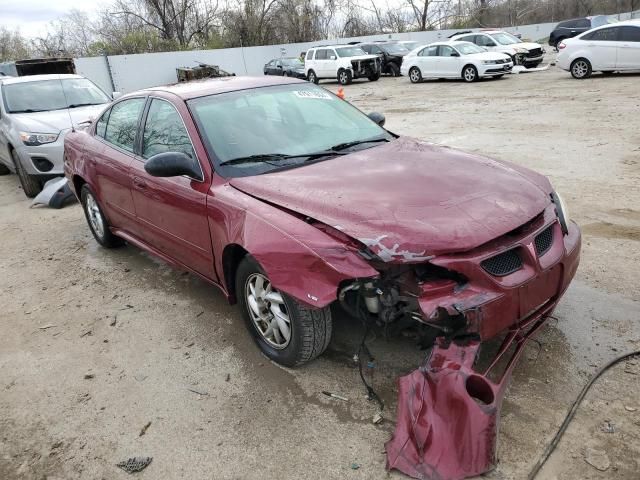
(0, 74, 113, 197)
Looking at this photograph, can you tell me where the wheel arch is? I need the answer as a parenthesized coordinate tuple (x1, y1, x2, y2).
(222, 243, 249, 304)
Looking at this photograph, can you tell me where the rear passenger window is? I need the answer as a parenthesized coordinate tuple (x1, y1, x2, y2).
(439, 46, 456, 57)
(620, 26, 640, 42)
(584, 27, 619, 41)
(104, 98, 145, 153)
(315, 49, 328, 60)
(142, 99, 194, 160)
(575, 19, 591, 28)
(419, 46, 438, 57)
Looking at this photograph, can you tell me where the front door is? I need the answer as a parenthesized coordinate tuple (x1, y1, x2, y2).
(416, 45, 439, 77)
(438, 45, 462, 77)
(616, 25, 640, 70)
(128, 97, 213, 278)
(584, 26, 620, 69)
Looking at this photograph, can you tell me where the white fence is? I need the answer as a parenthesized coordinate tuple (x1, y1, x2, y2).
(74, 10, 639, 94)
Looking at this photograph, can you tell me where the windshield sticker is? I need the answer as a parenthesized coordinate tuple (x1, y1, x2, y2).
(293, 90, 333, 100)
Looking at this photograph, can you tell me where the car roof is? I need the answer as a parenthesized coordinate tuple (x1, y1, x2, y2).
(426, 40, 472, 47)
(0, 73, 84, 85)
(140, 75, 304, 100)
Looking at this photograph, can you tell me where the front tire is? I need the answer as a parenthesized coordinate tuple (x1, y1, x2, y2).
(12, 149, 41, 198)
(389, 63, 400, 77)
(368, 72, 380, 81)
(338, 69, 352, 85)
(81, 184, 123, 248)
(462, 65, 478, 83)
(409, 66, 422, 83)
(571, 58, 592, 79)
(307, 70, 319, 84)
(236, 255, 332, 367)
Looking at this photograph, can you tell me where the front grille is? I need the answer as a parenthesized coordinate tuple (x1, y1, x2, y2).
(481, 249, 522, 277)
(534, 225, 554, 257)
(527, 48, 542, 57)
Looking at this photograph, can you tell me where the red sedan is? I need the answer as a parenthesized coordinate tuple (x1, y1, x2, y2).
(64, 76, 580, 367)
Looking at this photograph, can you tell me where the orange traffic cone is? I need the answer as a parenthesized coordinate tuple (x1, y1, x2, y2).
(337, 87, 345, 100)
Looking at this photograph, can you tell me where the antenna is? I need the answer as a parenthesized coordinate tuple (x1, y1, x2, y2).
(57, 74, 75, 133)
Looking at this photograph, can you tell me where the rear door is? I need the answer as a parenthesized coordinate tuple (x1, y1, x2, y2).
(582, 26, 620, 69)
(616, 25, 640, 70)
(415, 45, 439, 76)
(437, 45, 462, 77)
(128, 97, 214, 278)
(93, 97, 146, 231)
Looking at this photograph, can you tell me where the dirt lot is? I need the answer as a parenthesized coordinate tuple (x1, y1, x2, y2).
(1, 64, 639, 480)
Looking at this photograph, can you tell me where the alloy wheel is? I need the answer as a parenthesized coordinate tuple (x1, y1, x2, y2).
(245, 273, 291, 349)
(85, 193, 105, 239)
(409, 68, 421, 83)
(572, 60, 589, 78)
(464, 67, 476, 82)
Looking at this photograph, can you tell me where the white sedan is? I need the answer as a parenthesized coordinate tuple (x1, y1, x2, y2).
(557, 19, 640, 79)
(401, 41, 513, 83)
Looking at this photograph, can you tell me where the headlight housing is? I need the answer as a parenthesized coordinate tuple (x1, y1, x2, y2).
(551, 191, 569, 235)
(20, 132, 58, 146)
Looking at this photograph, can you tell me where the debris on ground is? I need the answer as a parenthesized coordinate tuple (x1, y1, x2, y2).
(80, 330, 92, 338)
(225, 373, 230, 382)
(139, 421, 152, 437)
(350, 463, 360, 470)
(372, 412, 383, 425)
(30, 177, 77, 209)
(187, 388, 209, 396)
(584, 448, 610, 471)
(38, 324, 56, 330)
(624, 405, 637, 412)
(601, 420, 615, 433)
(83, 374, 95, 380)
(321, 390, 349, 402)
(116, 457, 153, 473)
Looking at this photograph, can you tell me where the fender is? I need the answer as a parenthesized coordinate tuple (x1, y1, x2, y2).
(208, 182, 379, 308)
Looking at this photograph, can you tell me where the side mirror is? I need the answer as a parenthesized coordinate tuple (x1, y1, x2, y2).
(144, 152, 201, 180)
(368, 111, 385, 127)
(329, 55, 336, 60)
(277, 65, 283, 69)
(451, 52, 460, 57)
(112, 91, 122, 100)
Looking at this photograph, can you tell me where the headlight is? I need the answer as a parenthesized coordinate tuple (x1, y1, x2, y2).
(20, 132, 58, 146)
(551, 191, 570, 235)
(482, 60, 498, 64)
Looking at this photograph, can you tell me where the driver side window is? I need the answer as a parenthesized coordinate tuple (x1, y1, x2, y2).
(439, 46, 456, 56)
(477, 35, 496, 47)
(142, 99, 195, 160)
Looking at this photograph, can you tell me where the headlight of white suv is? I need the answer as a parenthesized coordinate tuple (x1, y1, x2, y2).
(20, 132, 59, 146)
(551, 191, 570, 235)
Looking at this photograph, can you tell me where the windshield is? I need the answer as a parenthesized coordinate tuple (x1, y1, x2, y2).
(490, 32, 521, 45)
(456, 42, 485, 55)
(401, 41, 418, 50)
(335, 47, 368, 57)
(592, 15, 613, 27)
(283, 58, 303, 67)
(382, 43, 409, 54)
(188, 84, 391, 177)
(2, 78, 110, 113)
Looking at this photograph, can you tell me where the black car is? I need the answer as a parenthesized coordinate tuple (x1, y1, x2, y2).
(263, 57, 306, 79)
(549, 15, 610, 48)
(358, 42, 409, 76)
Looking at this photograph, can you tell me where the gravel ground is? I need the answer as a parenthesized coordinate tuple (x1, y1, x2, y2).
(1, 64, 639, 480)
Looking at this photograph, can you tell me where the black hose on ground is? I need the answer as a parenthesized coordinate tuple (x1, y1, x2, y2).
(528, 350, 640, 479)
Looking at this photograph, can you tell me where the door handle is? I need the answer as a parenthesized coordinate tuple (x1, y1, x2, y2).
(132, 177, 147, 190)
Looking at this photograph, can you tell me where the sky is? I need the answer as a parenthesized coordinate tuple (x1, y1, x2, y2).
(0, 0, 109, 38)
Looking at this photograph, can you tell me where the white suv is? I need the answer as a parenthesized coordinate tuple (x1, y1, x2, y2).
(450, 30, 545, 68)
(304, 45, 381, 85)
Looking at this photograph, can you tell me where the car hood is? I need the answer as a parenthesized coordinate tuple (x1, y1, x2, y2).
(347, 54, 380, 62)
(514, 42, 542, 51)
(229, 137, 552, 261)
(10, 104, 108, 134)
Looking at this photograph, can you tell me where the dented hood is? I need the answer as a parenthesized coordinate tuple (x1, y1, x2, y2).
(229, 137, 552, 260)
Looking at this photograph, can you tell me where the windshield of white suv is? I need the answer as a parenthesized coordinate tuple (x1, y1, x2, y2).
(2, 78, 110, 114)
(455, 43, 486, 55)
(490, 32, 521, 45)
(188, 84, 393, 177)
(335, 47, 368, 57)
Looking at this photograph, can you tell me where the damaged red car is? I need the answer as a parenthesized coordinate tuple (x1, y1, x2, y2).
(64, 76, 580, 369)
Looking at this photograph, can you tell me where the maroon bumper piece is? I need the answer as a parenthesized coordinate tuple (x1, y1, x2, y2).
(386, 310, 551, 480)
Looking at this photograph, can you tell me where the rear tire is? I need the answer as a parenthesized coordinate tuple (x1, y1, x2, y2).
(570, 58, 592, 79)
(409, 66, 422, 83)
(81, 184, 123, 248)
(462, 65, 478, 82)
(236, 255, 332, 367)
(368, 72, 380, 81)
(338, 69, 352, 85)
(307, 70, 319, 84)
(12, 149, 41, 198)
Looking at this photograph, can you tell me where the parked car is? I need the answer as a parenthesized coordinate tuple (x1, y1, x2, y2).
(263, 57, 306, 79)
(450, 30, 545, 68)
(64, 76, 580, 367)
(401, 41, 513, 83)
(358, 42, 410, 76)
(557, 20, 640, 79)
(397, 40, 420, 51)
(304, 45, 381, 85)
(549, 15, 611, 49)
(0, 74, 113, 197)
